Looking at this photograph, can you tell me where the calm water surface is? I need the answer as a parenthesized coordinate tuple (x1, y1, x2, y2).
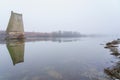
(0, 37, 119, 80)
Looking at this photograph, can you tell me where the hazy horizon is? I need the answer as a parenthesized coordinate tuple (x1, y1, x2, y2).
(0, 0, 120, 35)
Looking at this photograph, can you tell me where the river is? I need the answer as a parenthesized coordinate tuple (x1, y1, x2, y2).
(0, 37, 119, 80)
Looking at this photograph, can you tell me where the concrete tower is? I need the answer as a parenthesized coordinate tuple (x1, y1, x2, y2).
(6, 11, 24, 39)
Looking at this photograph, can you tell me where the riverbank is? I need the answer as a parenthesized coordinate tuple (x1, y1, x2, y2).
(0, 31, 82, 44)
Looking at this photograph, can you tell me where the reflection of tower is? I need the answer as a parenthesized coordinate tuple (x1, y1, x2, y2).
(6, 40, 25, 65)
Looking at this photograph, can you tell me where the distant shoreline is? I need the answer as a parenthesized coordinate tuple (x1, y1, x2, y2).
(0, 30, 82, 44)
(0, 30, 105, 44)
(0, 30, 85, 38)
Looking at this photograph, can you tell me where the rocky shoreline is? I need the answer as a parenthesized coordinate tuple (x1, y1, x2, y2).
(104, 39, 120, 79)
(105, 39, 120, 48)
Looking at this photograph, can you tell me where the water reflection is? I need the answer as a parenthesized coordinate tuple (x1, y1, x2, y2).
(5, 38, 78, 66)
(6, 40, 25, 65)
(104, 43, 120, 79)
(25, 37, 80, 43)
(0, 37, 115, 80)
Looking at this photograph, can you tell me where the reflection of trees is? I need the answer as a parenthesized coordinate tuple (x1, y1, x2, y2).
(6, 39, 25, 65)
(25, 37, 80, 43)
(104, 45, 120, 79)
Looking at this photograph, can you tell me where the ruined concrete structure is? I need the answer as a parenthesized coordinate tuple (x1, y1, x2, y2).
(6, 11, 24, 39)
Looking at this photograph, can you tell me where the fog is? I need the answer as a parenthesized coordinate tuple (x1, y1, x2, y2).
(0, 0, 120, 34)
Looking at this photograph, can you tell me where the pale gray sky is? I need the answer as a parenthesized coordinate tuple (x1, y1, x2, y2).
(0, 0, 120, 34)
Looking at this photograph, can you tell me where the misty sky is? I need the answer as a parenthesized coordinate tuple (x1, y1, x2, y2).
(0, 0, 120, 34)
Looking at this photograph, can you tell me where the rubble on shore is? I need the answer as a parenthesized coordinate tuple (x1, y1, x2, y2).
(105, 39, 120, 48)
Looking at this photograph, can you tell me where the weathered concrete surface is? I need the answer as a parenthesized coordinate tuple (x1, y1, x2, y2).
(6, 11, 24, 39)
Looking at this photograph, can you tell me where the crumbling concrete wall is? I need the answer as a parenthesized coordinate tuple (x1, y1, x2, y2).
(6, 11, 24, 39)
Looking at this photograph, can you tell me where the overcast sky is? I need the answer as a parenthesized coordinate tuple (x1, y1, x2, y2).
(0, 0, 120, 34)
